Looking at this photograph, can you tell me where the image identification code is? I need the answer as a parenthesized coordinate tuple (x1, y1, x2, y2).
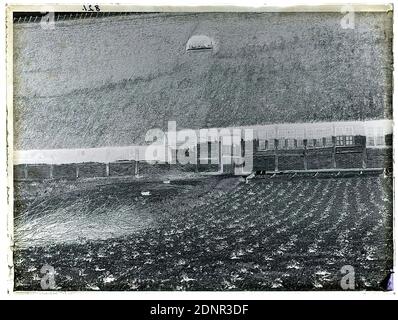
(150, 304, 249, 317)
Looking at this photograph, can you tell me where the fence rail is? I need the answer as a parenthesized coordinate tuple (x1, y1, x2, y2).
(13, 12, 153, 24)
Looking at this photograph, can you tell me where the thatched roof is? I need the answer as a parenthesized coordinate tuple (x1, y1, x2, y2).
(13, 12, 392, 150)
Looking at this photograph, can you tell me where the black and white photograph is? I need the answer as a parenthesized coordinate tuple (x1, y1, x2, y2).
(6, 3, 394, 292)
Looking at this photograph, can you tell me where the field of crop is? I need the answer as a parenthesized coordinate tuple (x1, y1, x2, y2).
(13, 174, 393, 291)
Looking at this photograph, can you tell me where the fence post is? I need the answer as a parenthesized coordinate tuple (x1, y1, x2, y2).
(303, 140, 308, 170)
(196, 143, 200, 172)
(332, 136, 337, 169)
(49, 164, 53, 179)
(218, 140, 222, 173)
(24, 164, 28, 180)
(134, 160, 139, 177)
(274, 139, 279, 172)
(362, 136, 367, 169)
(76, 165, 79, 179)
(105, 163, 110, 176)
(134, 148, 139, 177)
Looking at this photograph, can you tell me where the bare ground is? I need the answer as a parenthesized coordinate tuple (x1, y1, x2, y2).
(13, 174, 393, 291)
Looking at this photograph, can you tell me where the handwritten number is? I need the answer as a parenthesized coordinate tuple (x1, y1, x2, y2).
(83, 5, 101, 12)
